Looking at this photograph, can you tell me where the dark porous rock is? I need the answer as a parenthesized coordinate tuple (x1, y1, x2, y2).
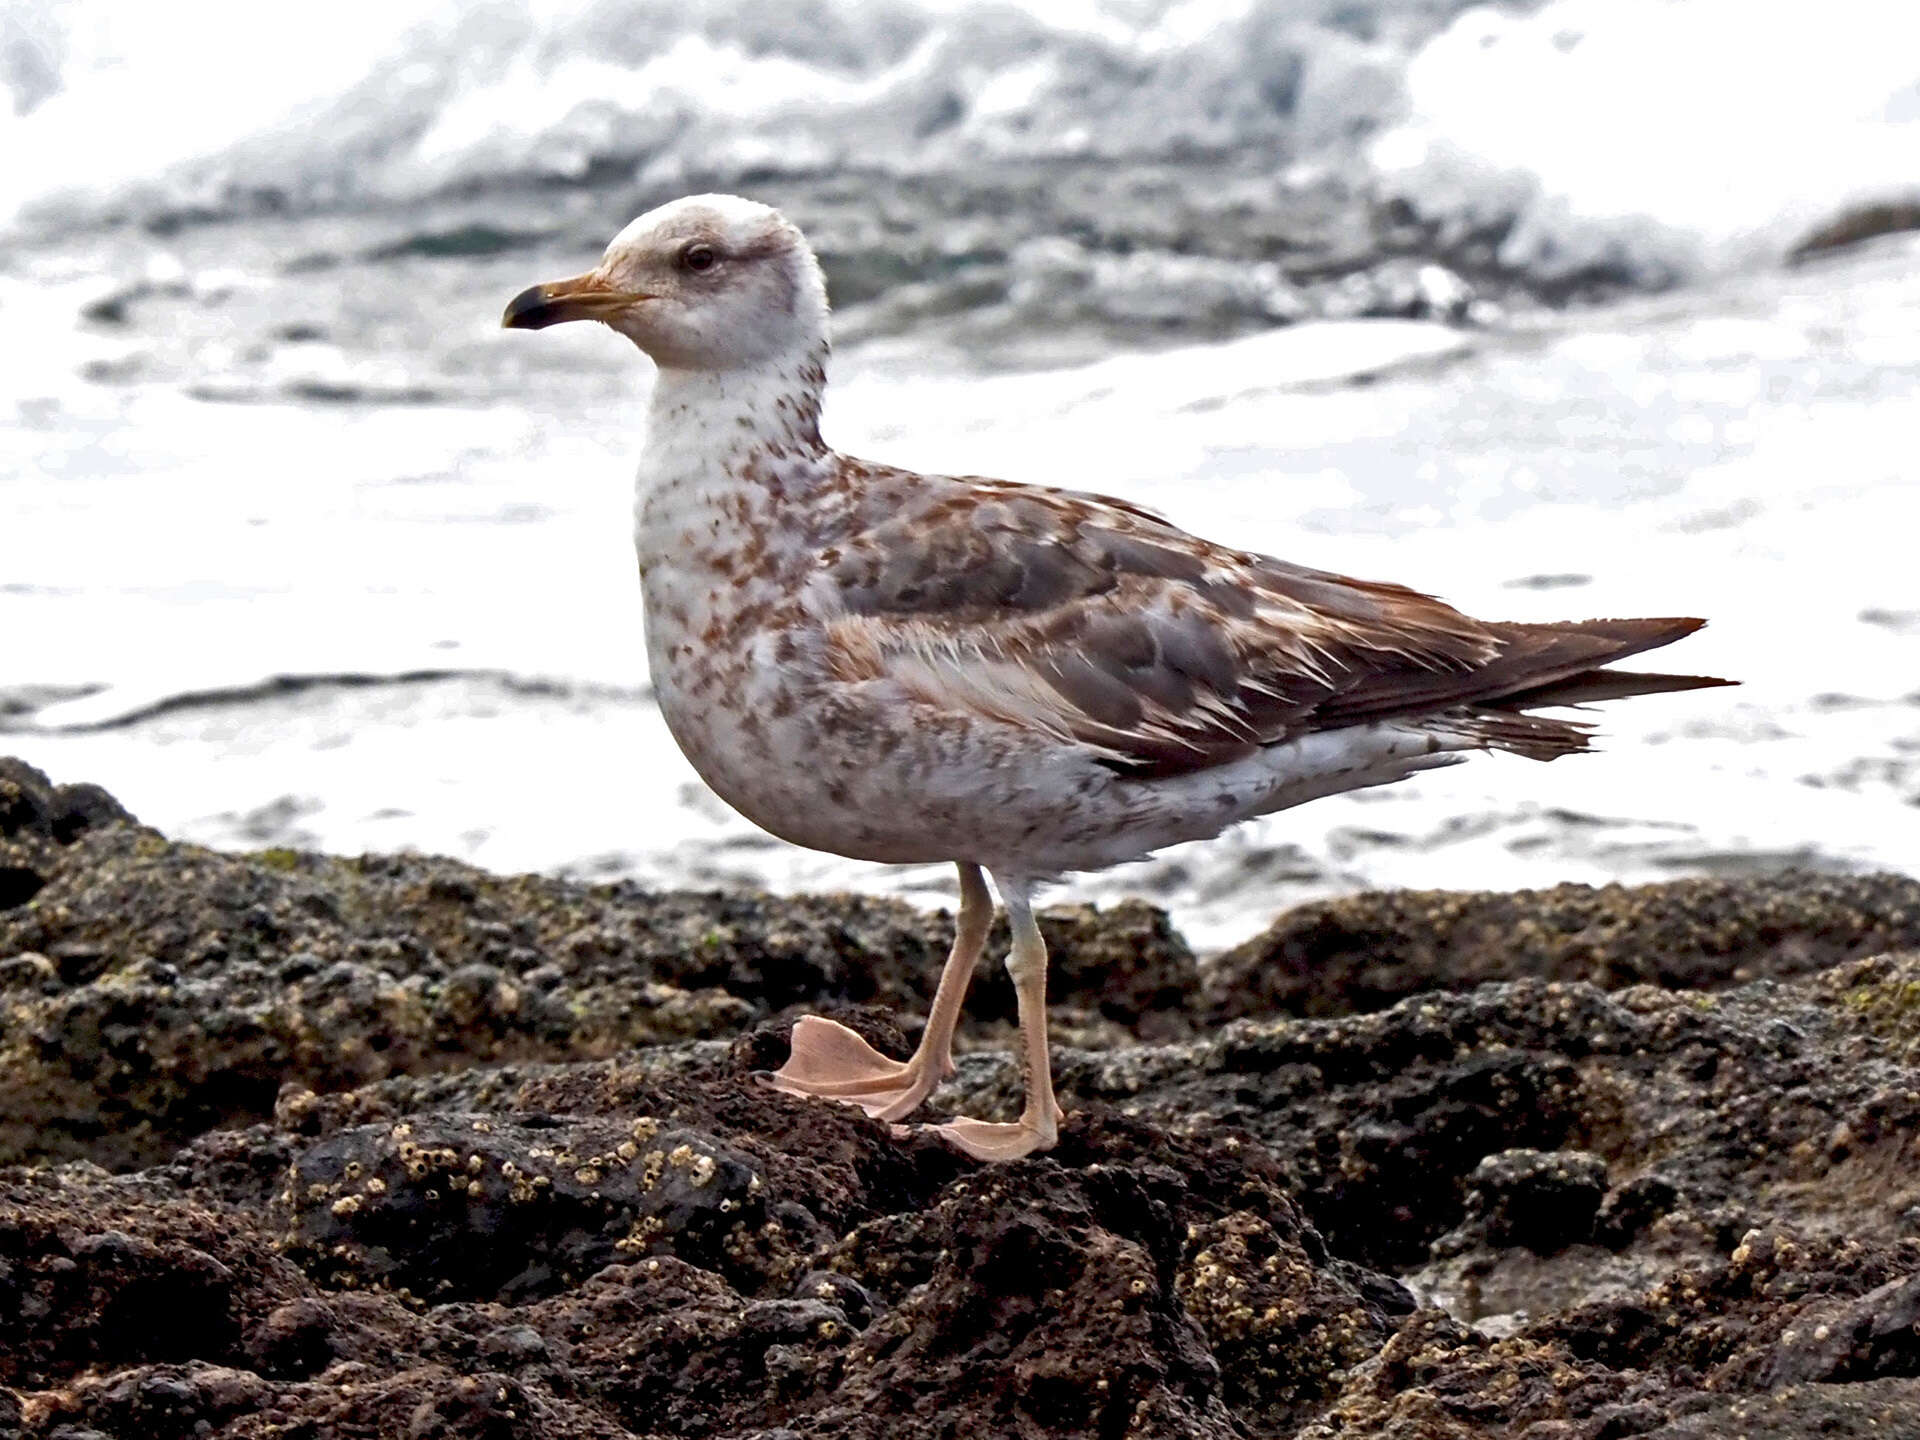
(279, 1111, 769, 1301)
(7, 763, 1920, 1436)
(1450, 1147, 1612, 1255)
(0, 1167, 301, 1389)
(1640, 1378, 1920, 1439)
(1595, 1172, 1683, 1249)
(1204, 871, 1920, 1020)
(1179, 1206, 1410, 1431)
(0, 758, 134, 849)
(0, 769, 1196, 1170)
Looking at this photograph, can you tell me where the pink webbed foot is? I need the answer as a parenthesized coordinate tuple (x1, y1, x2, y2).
(765, 1015, 950, 1122)
(925, 1110, 1061, 1162)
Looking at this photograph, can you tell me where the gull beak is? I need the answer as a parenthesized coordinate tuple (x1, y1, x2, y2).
(500, 273, 642, 330)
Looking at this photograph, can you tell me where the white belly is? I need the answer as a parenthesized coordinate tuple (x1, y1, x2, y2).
(641, 585, 939, 863)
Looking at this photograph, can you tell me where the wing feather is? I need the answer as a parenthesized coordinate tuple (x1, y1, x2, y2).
(817, 470, 1710, 777)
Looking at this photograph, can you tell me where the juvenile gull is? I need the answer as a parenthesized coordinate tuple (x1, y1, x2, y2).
(503, 194, 1730, 1162)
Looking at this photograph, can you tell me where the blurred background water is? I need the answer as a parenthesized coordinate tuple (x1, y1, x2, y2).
(4, 0, 1919, 945)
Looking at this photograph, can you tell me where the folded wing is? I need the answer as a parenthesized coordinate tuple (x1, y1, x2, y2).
(818, 475, 1728, 778)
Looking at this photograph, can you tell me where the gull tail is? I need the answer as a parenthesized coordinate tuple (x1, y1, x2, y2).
(1460, 616, 1735, 762)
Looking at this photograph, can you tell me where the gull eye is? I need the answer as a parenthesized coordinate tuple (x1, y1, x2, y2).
(679, 242, 718, 273)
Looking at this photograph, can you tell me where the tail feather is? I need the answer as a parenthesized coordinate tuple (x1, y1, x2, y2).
(1496, 668, 1735, 710)
(1457, 710, 1596, 762)
(1462, 616, 1733, 762)
(1508, 615, 1708, 657)
(1478, 617, 1732, 712)
(1481, 617, 1709, 697)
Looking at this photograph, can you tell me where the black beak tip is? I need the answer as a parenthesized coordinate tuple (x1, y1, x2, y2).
(501, 283, 558, 330)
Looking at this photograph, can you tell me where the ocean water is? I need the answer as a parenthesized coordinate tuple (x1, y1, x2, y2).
(4, 0, 1919, 947)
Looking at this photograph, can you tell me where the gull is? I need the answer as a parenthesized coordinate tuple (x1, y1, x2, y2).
(502, 194, 1729, 1162)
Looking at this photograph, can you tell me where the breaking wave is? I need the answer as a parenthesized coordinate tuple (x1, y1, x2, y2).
(5, 0, 1917, 290)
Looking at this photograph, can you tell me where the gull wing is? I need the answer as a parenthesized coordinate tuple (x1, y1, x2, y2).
(817, 473, 1722, 778)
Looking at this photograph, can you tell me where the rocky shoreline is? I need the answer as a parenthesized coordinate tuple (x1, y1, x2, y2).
(6, 755, 1920, 1438)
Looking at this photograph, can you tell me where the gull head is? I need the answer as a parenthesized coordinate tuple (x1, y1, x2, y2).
(501, 194, 828, 371)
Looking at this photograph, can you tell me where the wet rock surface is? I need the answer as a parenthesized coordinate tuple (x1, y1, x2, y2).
(7, 757, 1920, 1437)
(1202, 873, 1920, 1021)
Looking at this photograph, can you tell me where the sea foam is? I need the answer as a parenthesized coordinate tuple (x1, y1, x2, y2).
(8, 0, 1915, 294)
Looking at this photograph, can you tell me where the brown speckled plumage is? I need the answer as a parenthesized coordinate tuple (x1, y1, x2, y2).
(505, 193, 1732, 1160)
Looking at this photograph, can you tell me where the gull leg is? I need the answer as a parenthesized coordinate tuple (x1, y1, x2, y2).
(931, 874, 1062, 1162)
(768, 861, 990, 1120)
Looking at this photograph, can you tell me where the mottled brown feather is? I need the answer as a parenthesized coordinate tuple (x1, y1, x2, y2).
(821, 469, 1726, 778)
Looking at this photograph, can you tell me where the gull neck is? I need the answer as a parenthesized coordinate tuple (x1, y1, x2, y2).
(645, 343, 830, 468)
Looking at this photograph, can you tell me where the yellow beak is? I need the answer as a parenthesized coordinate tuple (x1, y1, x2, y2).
(500, 273, 645, 329)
